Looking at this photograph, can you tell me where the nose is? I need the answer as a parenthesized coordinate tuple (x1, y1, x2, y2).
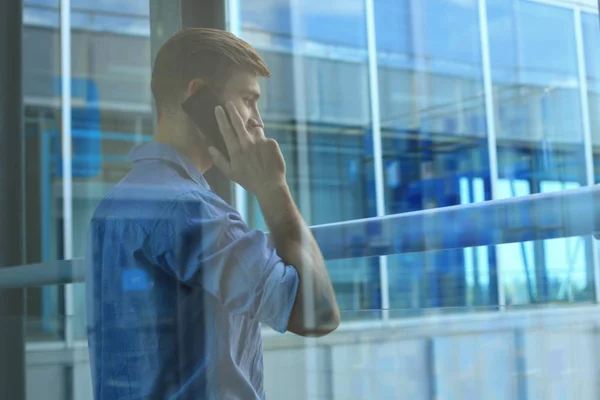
(248, 111, 264, 130)
(255, 117, 264, 129)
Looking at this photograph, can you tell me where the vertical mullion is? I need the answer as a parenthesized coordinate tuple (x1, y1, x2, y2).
(574, 8, 600, 303)
(364, 0, 390, 318)
(478, 0, 504, 308)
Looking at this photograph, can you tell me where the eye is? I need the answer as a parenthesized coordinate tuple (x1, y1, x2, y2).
(244, 97, 254, 107)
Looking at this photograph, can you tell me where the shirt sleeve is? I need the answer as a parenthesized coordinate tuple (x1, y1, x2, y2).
(149, 190, 299, 333)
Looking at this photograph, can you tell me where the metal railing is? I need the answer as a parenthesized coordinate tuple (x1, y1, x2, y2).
(1, 184, 599, 289)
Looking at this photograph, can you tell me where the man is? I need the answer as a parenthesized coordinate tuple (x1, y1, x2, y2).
(85, 28, 339, 400)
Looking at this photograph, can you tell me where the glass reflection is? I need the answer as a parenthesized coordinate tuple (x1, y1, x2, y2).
(488, 0, 594, 304)
(375, 0, 494, 311)
(240, 0, 382, 316)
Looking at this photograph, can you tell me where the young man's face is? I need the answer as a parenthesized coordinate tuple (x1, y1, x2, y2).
(218, 70, 265, 137)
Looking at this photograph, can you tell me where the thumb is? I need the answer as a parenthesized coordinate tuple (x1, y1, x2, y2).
(208, 147, 231, 176)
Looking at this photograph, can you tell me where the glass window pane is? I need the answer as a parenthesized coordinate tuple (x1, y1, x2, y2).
(582, 13, 600, 163)
(14, 1, 600, 399)
(23, 4, 63, 341)
(71, 0, 149, 16)
(487, 0, 594, 305)
(241, 0, 381, 317)
(375, 0, 493, 310)
(242, 0, 367, 47)
(20, 0, 599, 351)
(23, 0, 153, 341)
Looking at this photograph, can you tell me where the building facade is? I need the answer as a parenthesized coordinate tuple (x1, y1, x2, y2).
(18, 0, 600, 344)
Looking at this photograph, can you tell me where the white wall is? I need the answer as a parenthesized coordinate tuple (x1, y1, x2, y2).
(26, 305, 600, 400)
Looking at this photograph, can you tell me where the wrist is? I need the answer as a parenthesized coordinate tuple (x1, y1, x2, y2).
(257, 180, 302, 242)
(256, 180, 289, 204)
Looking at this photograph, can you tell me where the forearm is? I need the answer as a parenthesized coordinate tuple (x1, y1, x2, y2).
(257, 182, 340, 332)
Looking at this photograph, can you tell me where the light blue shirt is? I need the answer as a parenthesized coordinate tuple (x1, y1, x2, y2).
(85, 142, 299, 399)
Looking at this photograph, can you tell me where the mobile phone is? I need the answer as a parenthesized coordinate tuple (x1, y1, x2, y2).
(181, 87, 230, 161)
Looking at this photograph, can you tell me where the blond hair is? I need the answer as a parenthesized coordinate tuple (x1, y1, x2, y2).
(151, 28, 271, 115)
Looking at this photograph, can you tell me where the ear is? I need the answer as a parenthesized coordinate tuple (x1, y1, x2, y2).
(186, 78, 204, 98)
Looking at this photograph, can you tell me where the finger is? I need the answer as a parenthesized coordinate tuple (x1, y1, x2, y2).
(225, 102, 252, 147)
(215, 106, 241, 154)
(253, 127, 266, 139)
(208, 147, 231, 176)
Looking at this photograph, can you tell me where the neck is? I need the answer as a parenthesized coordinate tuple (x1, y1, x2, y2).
(153, 114, 213, 174)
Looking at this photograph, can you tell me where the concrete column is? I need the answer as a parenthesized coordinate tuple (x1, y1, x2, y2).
(0, 0, 26, 398)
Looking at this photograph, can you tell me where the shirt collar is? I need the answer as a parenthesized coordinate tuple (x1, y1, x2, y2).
(128, 142, 210, 189)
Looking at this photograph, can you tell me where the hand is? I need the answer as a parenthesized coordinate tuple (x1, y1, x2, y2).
(210, 101, 287, 197)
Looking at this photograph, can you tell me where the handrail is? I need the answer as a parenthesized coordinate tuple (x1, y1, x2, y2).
(1, 185, 599, 289)
(0, 258, 85, 289)
(312, 185, 600, 259)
